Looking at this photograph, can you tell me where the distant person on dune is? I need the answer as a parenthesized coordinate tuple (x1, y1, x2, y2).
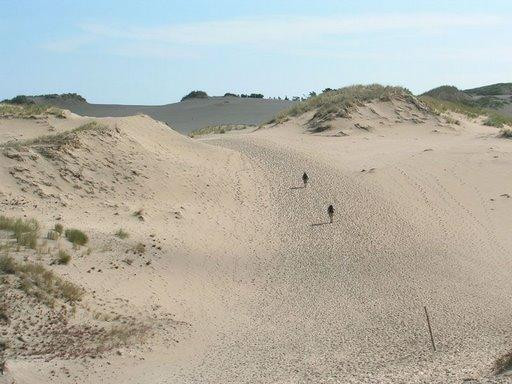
(302, 172, 309, 188)
(328, 204, 335, 223)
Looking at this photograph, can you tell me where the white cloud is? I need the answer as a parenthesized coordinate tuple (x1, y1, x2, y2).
(42, 13, 507, 59)
(79, 13, 504, 46)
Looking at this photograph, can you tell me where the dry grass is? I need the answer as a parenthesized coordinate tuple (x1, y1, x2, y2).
(190, 124, 254, 137)
(0, 215, 40, 249)
(56, 250, 71, 265)
(0, 255, 83, 305)
(0, 121, 107, 154)
(499, 128, 512, 138)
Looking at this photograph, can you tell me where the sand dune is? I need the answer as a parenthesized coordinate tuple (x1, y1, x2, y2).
(1, 93, 512, 383)
(30, 96, 294, 134)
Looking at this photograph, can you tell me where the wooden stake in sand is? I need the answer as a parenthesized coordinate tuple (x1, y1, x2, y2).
(424, 306, 436, 352)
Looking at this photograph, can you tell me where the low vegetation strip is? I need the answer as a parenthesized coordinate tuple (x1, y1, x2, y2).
(269, 84, 415, 124)
(0, 103, 65, 119)
(0, 121, 107, 152)
(190, 124, 255, 137)
(420, 95, 512, 128)
(0, 255, 83, 304)
(0, 215, 40, 249)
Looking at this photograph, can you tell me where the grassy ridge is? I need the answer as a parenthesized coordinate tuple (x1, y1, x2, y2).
(419, 96, 512, 128)
(269, 84, 414, 124)
(0, 103, 65, 119)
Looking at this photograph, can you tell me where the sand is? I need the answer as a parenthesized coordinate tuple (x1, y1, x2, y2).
(1, 98, 512, 383)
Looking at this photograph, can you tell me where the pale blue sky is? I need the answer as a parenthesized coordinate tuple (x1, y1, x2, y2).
(1, 1, 511, 104)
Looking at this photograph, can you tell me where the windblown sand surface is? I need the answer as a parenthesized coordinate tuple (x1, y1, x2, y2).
(1, 98, 512, 383)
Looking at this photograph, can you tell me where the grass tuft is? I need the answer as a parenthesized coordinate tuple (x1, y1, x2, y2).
(115, 228, 129, 239)
(495, 351, 512, 374)
(65, 229, 88, 246)
(56, 250, 71, 265)
(0, 215, 40, 249)
(0, 255, 83, 304)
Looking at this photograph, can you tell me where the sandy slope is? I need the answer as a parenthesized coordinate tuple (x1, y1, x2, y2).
(2, 100, 512, 383)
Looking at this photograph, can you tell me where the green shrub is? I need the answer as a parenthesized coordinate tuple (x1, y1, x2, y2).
(484, 114, 512, 128)
(65, 229, 88, 246)
(181, 90, 208, 101)
(57, 250, 71, 265)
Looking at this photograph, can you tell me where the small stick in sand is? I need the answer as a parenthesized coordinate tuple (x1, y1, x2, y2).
(424, 306, 436, 352)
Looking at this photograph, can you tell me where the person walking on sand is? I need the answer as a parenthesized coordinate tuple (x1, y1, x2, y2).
(302, 172, 309, 188)
(327, 204, 335, 223)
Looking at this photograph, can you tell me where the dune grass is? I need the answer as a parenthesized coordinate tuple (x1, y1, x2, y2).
(0, 103, 65, 119)
(65, 229, 88, 246)
(0, 255, 83, 305)
(484, 114, 512, 128)
(420, 96, 512, 129)
(190, 124, 254, 137)
(495, 351, 512, 374)
(499, 128, 512, 138)
(0, 121, 106, 152)
(0, 215, 40, 249)
(115, 228, 129, 239)
(56, 250, 71, 265)
(268, 84, 414, 124)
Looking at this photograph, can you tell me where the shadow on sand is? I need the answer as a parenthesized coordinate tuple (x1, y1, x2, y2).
(311, 221, 331, 227)
(289, 186, 305, 190)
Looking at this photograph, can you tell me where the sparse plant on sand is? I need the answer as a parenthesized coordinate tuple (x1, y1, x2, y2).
(133, 208, 144, 221)
(189, 124, 253, 137)
(499, 128, 512, 138)
(46, 230, 60, 241)
(0, 121, 107, 153)
(132, 243, 145, 254)
(495, 351, 512, 374)
(0, 255, 83, 304)
(54, 223, 64, 235)
(115, 229, 129, 239)
(0, 215, 40, 249)
(65, 228, 88, 246)
(56, 250, 71, 265)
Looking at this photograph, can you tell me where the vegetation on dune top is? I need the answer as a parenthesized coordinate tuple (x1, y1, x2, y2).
(419, 95, 512, 128)
(2, 93, 86, 104)
(268, 84, 414, 124)
(181, 90, 208, 101)
(464, 83, 512, 96)
(0, 121, 107, 152)
(0, 103, 65, 119)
